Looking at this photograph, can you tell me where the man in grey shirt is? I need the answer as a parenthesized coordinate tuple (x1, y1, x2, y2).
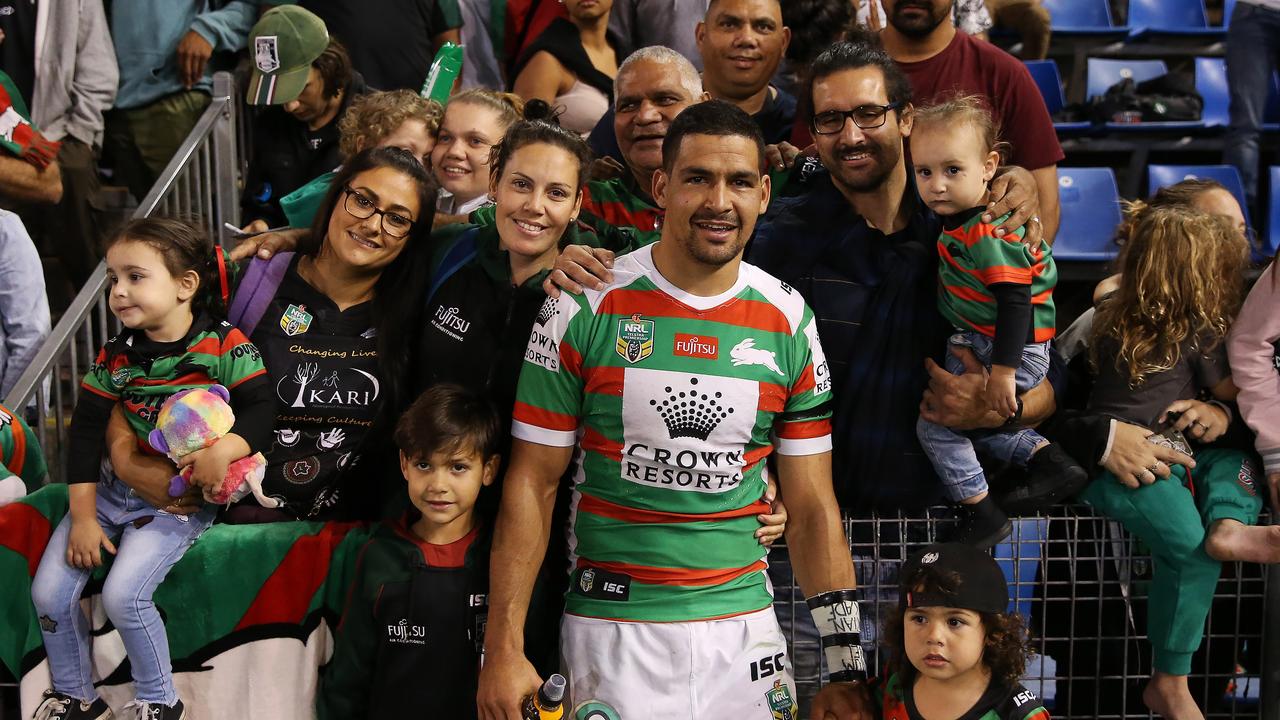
(609, 0, 708, 69)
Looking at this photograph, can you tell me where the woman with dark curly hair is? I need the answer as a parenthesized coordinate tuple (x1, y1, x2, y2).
(876, 543, 1048, 720)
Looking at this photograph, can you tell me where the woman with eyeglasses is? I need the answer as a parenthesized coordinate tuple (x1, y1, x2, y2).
(108, 147, 436, 523)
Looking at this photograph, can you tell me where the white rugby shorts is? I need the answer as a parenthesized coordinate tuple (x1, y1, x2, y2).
(560, 608, 800, 720)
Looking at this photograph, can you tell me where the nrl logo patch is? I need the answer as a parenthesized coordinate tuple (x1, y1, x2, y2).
(579, 568, 596, 593)
(766, 679, 797, 720)
(280, 304, 313, 336)
(254, 36, 281, 73)
(110, 367, 132, 388)
(615, 313, 654, 364)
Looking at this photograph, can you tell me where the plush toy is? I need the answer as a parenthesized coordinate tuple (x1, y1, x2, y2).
(147, 385, 278, 507)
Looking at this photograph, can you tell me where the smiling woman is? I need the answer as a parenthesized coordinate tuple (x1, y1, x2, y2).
(415, 120, 596, 437)
(108, 147, 438, 523)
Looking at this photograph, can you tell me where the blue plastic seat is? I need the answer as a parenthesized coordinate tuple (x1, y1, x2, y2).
(1195, 57, 1230, 128)
(1041, 0, 1128, 36)
(1086, 59, 1203, 130)
(1054, 168, 1123, 261)
(1268, 166, 1280, 257)
(1129, 0, 1224, 39)
(1147, 165, 1250, 225)
(1024, 60, 1092, 132)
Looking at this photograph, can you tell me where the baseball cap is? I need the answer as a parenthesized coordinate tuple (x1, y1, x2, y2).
(899, 543, 1009, 615)
(246, 5, 330, 106)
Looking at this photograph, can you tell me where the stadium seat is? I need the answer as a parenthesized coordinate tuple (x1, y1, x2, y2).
(1054, 168, 1123, 261)
(1129, 0, 1224, 38)
(1195, 57, 1230, 128)
(1268, 166, 1280, 257)
(1024, 60, 1092, 132)
(1147, 165, 1250, 225)
(1085, 59, 1202, 130)
(1041, 0, 1128, 36)
(1224, 0, 1238, 27)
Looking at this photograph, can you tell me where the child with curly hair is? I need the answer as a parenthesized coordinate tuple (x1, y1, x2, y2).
(1086, 201, 1275, 720)
(876, 542, 1048, 720)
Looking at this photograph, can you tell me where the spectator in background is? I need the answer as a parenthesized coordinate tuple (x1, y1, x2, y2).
(3, 0, 117, 299)
(512, 0, 625, 136)
(952, 0, 1051, 59)
(777, 0, 854, 98)
(300, 0, 462, 92)
(459, 0, 506, 90)
(696, 0, 795, 144)
(0, 69, 60, 205)
(609, 0, 708, 70)
(432, 89, 524, 223)
(877, 0, 1063, 242)
(1224, 0, 1280, 212)
(0, 209, 50, 401)
(105, 0, 258, 201)
(242, 7, 367, 229)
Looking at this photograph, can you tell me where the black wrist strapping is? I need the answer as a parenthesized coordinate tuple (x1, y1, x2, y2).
(806, 589, 867, 682)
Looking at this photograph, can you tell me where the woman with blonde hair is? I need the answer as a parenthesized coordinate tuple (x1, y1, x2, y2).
(1082, 201, 1277, 720)
(431, 88, 526, 222)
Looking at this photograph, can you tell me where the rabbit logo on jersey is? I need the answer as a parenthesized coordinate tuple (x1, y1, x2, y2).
(621, 368, 756, 493)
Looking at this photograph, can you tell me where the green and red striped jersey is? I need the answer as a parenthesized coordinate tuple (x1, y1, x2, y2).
(81, 318, 268, 446)
(580, 175, 663, 247)
(0, 403, 47, 498)
(513, 244, 833, 622)
(937, 211, 1056, 342)
(874, 671, 1050, 720)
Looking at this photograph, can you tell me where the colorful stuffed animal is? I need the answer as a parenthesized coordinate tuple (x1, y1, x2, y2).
(147, 385, 278, 507)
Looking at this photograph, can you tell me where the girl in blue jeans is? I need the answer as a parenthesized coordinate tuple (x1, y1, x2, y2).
(30, 218, 273, 720)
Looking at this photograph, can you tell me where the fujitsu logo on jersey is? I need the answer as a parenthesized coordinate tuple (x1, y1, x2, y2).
(674, 333, 718, 359)
(649, 377, 733, 440)
(432, 305, 471, 339)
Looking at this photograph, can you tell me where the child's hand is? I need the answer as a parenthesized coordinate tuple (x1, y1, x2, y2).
(178, 436, 247, 498)
(67, 519, 117, 569)
(985, 366, 1019, 418)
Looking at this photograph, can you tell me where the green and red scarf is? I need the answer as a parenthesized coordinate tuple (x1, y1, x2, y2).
(0, 70, 59, 169)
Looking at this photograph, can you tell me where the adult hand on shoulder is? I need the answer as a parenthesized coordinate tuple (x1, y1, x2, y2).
(810, 681, 875, 719)
(985, 167, 1042, 249)
(542, 245, 615, 297)
(1102, 421, 1195, 489)
(476, 648, 542, 720)
(1159, 399, 1229, 443)
(919, 347, 1002, 431)
(176, 30, 214, 89)
(588, 156, 626, 182)
(228, 225, 306, 262)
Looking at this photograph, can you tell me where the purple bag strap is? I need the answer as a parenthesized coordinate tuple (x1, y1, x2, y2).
(228, 251, 294, 337)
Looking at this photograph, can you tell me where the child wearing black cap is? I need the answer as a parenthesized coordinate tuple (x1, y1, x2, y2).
(875, 543, 1050, 720)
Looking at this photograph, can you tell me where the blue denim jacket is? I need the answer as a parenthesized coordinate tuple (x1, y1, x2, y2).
(0, 210, 50, 400)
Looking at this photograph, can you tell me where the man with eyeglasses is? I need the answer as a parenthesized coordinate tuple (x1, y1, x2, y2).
(751, 38, 1056, 516)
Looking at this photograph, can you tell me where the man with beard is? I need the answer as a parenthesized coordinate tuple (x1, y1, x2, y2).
(879, 0, 1062, 240)
(750, 39, 1055, 515)
(479, 100, 874, 720)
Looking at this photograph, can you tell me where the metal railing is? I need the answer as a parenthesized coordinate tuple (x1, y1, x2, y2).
(2, 72, 241, 476)
(774, 507, 1278, 719)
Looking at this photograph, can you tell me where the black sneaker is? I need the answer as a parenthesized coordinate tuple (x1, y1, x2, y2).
(948, 496, 1013, 550)
(997, 442, 1090, 516)
(122, 700, 185, 720)
(32, 691, 112, 720)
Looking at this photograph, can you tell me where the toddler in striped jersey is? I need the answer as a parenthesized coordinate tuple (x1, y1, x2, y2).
(911, 95, 1082, 549)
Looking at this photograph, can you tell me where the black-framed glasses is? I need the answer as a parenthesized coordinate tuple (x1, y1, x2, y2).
(342, 187, 415, 238)
(811, 102, 905, 135)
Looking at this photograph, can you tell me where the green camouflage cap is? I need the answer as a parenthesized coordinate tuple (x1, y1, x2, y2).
(246, 5, 329, 106)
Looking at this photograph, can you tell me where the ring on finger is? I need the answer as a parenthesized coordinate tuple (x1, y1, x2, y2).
(1147, 464, 1162, 475)
(1030, 215, 1041, 224)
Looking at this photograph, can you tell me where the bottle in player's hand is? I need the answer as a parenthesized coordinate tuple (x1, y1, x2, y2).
(522, 674, 567, 720)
